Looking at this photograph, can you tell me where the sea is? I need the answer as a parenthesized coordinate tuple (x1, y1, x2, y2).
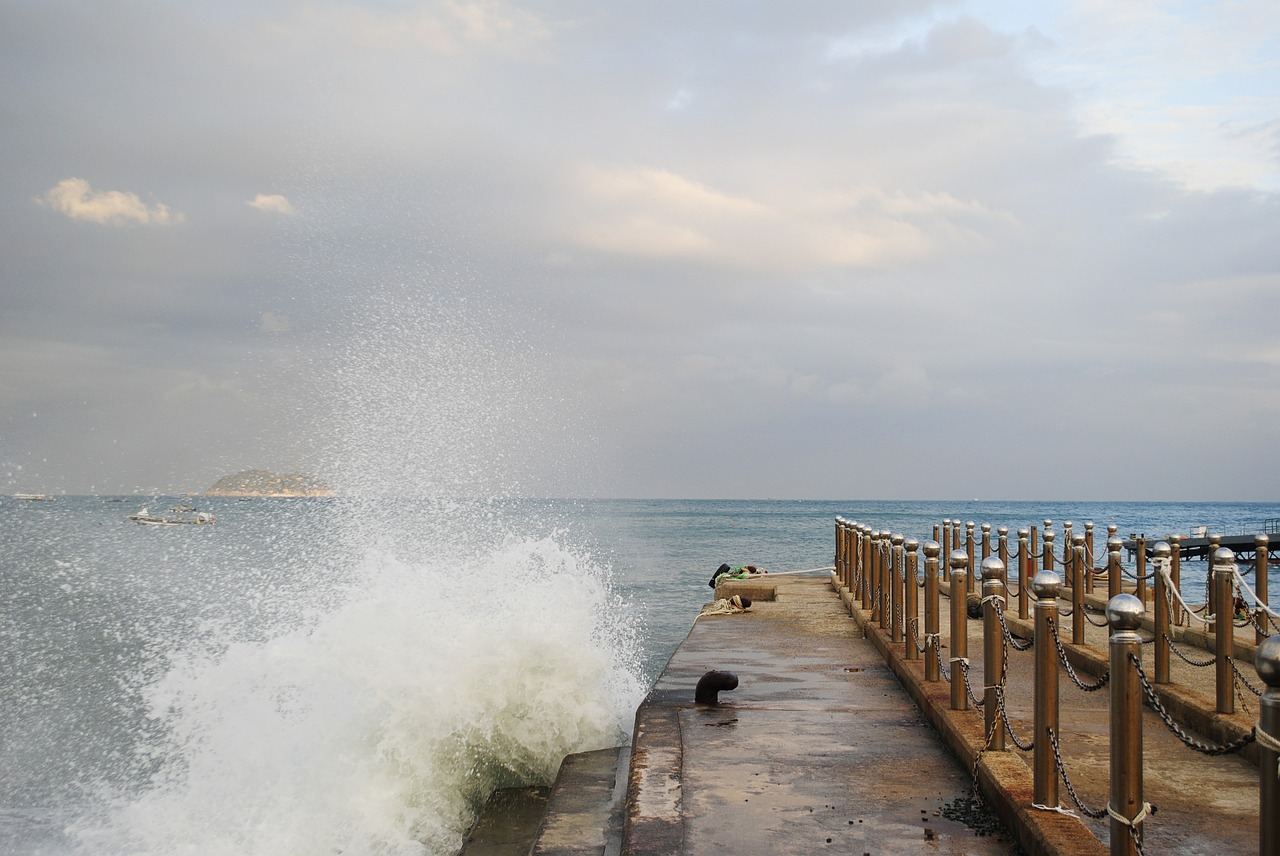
(3, 495, 1278, 856)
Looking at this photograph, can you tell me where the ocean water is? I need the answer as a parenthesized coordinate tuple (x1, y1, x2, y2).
(2, 495, 1278, 855)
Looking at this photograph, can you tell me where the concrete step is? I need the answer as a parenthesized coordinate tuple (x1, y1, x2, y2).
(459, 746, 629, 856)
(460, 786, 551, 856)
(531, 745, 630, 856)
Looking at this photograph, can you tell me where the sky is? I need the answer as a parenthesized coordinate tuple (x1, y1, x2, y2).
(2, 0, 1279, 500)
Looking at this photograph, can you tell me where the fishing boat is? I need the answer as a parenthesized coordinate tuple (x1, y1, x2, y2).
(127, 505, 216, 526)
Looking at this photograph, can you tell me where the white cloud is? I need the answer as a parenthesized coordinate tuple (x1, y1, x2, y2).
(36, 177, 182, 226)
(247, 193, 296, 215)
(567, 164, 1016, 270)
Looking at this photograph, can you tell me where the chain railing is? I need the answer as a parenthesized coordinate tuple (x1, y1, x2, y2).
(832, 516, 1277, 856)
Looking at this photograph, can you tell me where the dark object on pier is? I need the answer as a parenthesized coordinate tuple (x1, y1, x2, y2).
(966, 594, 983, 619)
(709, 563, 732, 587)
(695, 670, 739, 704)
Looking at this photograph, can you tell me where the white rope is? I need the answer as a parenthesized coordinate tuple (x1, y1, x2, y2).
(1233, 567, 1280, 619)
(1107, 801, 1152, 828)
(1155, 559, 1212, 625)
(766, 565, 836, 576)
(1032, 803, 1078, 818)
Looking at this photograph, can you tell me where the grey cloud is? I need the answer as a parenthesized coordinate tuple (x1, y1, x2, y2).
(1, 1, 1278, 499)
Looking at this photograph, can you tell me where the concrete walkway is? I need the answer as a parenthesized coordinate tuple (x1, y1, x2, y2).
(623, 575, 1021, 855)
(833, 573, 1261, 855)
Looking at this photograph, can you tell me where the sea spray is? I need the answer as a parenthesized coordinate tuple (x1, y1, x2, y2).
(72, 525, 645, 856)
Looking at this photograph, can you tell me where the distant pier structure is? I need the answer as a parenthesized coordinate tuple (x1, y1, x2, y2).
(1123, 518, 1280, 561)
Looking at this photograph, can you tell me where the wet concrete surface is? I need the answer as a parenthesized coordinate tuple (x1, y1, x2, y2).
(837, 574, 1261, 855)
(624, 576, 1021, 855)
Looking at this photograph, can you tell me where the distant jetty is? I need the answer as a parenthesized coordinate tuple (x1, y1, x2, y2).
(205, 470, 333, 497)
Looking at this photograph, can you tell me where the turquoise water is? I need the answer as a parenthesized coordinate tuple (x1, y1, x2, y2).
(2, 495, 1276, 855)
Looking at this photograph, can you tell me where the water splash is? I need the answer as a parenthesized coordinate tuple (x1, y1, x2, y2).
(62, 232, 644, 853)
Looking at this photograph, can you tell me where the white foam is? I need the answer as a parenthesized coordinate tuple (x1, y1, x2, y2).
(73, 533, 644, 856)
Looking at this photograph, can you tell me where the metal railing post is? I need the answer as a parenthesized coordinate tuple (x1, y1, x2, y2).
(997, 526, 1010, 609)
(1063, 521, 1074, 587)
(924, 541, 941, 681)
(1214, 547, 1235, 714)
(1152, 541, 1171, 685)
(1258, 534, 1271, 646)
(941, 519, 952, 579)
(1134, 536, 1147, 605)
(966, 521, 976, 593)
(1208, 534, 1223, 616)
(982, 556, 1006, 751)
(1108, 536, 1123, 599)
(1108, 594, 1146, 856)
(1033, 570, 1062, 807)
(890, 533, 905, 643)
(1018, 528, 1031, 619)
(1170, 535, 1183, 626)
(865, 524, 875, 611)
(950, 549, 969, 710)
(1256, 635, 1280, 855)
(880, 532, 892, 630)
(981, 522, 992, 563)
(873, 531, 885, 626)
(1085, 522, 1096, 594)
(1073, 535, 1087, 645)
(834, 518, 846, 591)
(905, 538, 920, 660)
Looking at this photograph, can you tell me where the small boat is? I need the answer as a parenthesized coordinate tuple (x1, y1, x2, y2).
(12, 493, 53, 501)
(127, 505, 216, 526)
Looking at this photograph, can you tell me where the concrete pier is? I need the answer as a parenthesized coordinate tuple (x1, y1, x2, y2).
(473, 569, 1261, 856)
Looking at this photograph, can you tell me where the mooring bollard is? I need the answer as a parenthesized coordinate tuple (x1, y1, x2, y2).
(925, 541, 941, 681)
(1152, 541, 1171, 685)
(1073, 534, 1087, 645)
(1108, 536, 1123, 599)
(1018, 528, 1031, 619)
(1213, 546, 1235, 715)
(905, 538, 920, 660)
(950, 549, 969, 711)
(891, 533, 905, 643)
(1033, 569, 1062, 808)
(1258, 534, 1271, 646)
(1255, 634, 1280, 855)
(982, 556, 1006, 752)
(1108, 593, 1146, 856)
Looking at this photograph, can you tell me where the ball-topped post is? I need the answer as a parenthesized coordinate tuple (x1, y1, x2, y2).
(1213, 546, 1236, 714)
(923, 540, 941, 681)
(1108, 592, 1146, 854)
(981, 556, 1007, 751)
(949, 549, 969, 711)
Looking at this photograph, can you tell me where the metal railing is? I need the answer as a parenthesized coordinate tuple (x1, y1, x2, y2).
(833, 516, 1276, 856)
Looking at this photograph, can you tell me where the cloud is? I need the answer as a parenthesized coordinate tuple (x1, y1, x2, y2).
(566, 164, 1017, 270)
(36, 177, 182, 226)
(247, 193, 296, 215)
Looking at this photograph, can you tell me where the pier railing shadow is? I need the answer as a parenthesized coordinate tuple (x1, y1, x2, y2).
(834, 517, 1277, 856)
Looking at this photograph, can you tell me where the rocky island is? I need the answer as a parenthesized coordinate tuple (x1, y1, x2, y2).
(205, 470, 333, 497)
